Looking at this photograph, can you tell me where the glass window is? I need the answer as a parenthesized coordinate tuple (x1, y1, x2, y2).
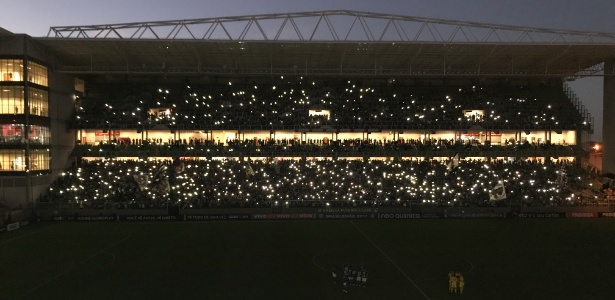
(0, 149, 50, 171)
(0, 87, 48, 116)
(75, 78, 85, 93)
(0, 124, 50, 145)
(27, 61, 48, 87)
(29, 149, 50, 171)
(0, 124, 24, 143)
(28, 88, 48, 117)
(29, 125, 50, 144)
(0, 59, 23, 82)
(0, 149, 26, 171)
(0, 86, 25, 114)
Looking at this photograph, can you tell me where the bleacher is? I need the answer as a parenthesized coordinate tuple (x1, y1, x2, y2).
(74, 78, 591, 132)
(40, 77, 604, 210)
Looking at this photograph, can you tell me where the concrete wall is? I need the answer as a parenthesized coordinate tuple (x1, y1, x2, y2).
(603, 60, 615, 174)
(48, 71, 76, 179)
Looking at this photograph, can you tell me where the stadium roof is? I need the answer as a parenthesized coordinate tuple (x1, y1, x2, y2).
(35, 10, 615, 78)
(0, 27, 15, 37)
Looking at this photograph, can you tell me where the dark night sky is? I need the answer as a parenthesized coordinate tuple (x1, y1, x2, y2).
(3, 0, 613, 140)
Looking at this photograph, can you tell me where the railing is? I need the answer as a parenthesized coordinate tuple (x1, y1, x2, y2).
(564, 83, 594, 134)
(69, 120, 587, 132)
(71, 144, 584, 158)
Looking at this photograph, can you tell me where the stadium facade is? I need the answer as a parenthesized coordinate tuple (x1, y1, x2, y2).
(1, 11, 615, 211)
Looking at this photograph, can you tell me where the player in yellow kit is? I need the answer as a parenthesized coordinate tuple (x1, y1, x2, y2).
(458, 273, 465, 294)
(449, 273, 458, 293)
(448, 271, 455, 292)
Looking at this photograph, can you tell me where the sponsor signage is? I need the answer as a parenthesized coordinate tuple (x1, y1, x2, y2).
(185, 214, 250, 221)
(446, 212, 506, 219)
(566, 212, 599, 218)
(119, 215, 179, 222)
(378, 213, 421, 219)
(6, 222, 20, 231)
(251, 213, 314, 220)
(463, 132, 502, 137)
(94, 131, 120, 136)
(53, 216, 116, 221)
(228, 214, 250, 220)
(44, 211, 615, 221)
(421, 213, 444, 219)
(318, 213, 375, 219)
(512, 212, 565, 218)
(317, 208, 376, 213)
(186, 214, 228, 221)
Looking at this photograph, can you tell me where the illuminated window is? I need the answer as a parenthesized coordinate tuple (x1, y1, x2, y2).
(0, 59, 23, 82)
(27, 61, 48, 87)
(0, 87, 48, 116)
(0, 150, 25, 171)
(28, 88, 49, 117)
(0, 149, 50, 171)
(29, 149, 50, 171)
(0, 86, 24, 114)
(0, 124, 50, 145)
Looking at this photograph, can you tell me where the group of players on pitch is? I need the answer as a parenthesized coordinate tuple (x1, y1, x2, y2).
(448, 271, 465, 294)
(331, 264, 368, 292)
(331, 265, 465, 294)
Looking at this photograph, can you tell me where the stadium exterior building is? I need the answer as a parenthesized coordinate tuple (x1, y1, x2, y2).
(1, 11, 615, 211)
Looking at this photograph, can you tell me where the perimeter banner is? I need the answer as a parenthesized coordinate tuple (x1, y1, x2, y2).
(52, 216, 116, 221)
(377, 213, 422, 219)
(511, 212, 566, 218)
(119, 215, 180, 222)
(600, 212, 615, 218)
(251, 213, 315, 220)
(185, 214, 250, 221)
(566, 212, 599, 218)
(317, 213, 375, 219)
(445, 212, 507, 219)
(317, 208, 376, 213)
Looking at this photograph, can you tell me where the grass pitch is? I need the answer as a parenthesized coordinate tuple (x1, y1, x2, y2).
(2, 219, 615, 300)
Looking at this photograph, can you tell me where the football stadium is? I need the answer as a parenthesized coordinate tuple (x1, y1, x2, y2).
(2, 11, 615, 299)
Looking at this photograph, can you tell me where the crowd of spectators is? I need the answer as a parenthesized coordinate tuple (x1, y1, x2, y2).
(40, 157, 604, 209)
(57, 78, 601, 211)
(76, 78, 591, 131)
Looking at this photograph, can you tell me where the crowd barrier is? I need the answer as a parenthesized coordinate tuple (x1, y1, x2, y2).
(46, 211, 615, 222)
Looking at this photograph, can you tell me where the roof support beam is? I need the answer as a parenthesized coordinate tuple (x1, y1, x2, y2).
(45, 10, 615, 44)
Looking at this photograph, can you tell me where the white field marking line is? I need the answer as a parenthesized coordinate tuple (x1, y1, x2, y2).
(465, 258, 475, 274)
(350, 221, 431, 300)
(100, 251, 117, 267)
(312, 249, 332, 271)
(19, 234, 132, 299)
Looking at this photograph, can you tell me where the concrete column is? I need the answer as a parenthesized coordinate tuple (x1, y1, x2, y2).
(603, 59, 615, 174)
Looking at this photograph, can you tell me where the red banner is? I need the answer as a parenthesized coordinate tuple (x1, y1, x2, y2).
(566, 212, 598, 218)
(95, 131, 120, 136)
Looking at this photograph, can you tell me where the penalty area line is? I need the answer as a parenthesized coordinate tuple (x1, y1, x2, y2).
(350, 221, 431, 300)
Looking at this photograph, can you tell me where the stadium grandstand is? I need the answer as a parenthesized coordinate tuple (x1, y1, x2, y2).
(1, 10, 615, 221)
